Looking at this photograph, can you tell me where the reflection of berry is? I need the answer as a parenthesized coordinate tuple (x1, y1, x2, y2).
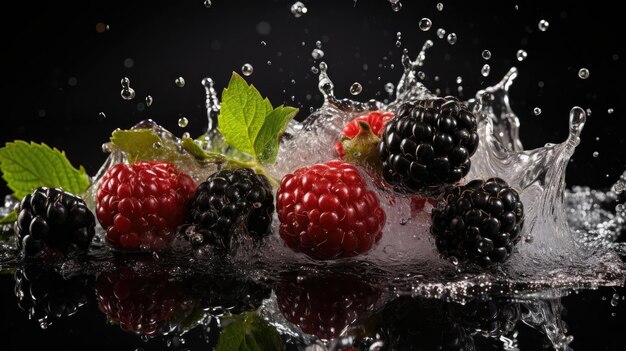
(187, 168, 274, 250)
(336, 112, 394, 157)
(378, 97, 479, 193)
(96, 268, 185, 336)
(192, 275, 271, 315)
(277, 160, 386, 260)
(276, 273, 380, 340)
(14, 264, 91, 327)
(449, 299, 521, 338)
(15, 187, 96, 257)
(96, 162, 197, 252)
(431, 178, 524, 265)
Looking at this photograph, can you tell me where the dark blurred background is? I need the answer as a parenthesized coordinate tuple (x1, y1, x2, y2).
(0, 0, 624, 196)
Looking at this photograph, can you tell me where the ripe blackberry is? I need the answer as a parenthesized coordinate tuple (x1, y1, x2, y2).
(14, 187, 96, 257)
(187, 168, 274, 250)
(378, 97, 479, 193)
(14, 264, 92, 327)
(431, 178, 524, 265)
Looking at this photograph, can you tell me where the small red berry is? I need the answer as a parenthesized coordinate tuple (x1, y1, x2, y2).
(96, 161, 197, 252)
(336, 111, 394, 157)
(276, 160, 386, 260)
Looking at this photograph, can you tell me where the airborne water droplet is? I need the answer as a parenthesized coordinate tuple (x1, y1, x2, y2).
(456, 76, 463, 84)
(316, 40, 322, 49)
(417, 71, 426, 80)
(533, 107, 542, 115)
(98, 112, 106, 119)
(538, 19, 550, 31)
(290, 1, 308, 18)
(203, 0, 211, 8)
(310, 66, 319, 74)
(608, 108, 614, 114)
(447, 33, 457, 45)
(311, 48, 324, 60)
(350, 82, 363, 95)
(175, 77, 186, 87)
(437, 28, 446, 39)
(145, 95, 153, 107)
(593, 151, 599, 158)
(578, 68, 590, 79)
(242, 63, 254, 76)
(120, 77, 135, 100)
(481, 64, 491, 77)
(389, 0, 402, 12)
(384, 82, 395, 95)
(482, 50, 492, 60)
(516, 49, 528, 61)
(436, 2, 444, 11)
(178, 117, 189, 128)
(419, 18, 432, 31)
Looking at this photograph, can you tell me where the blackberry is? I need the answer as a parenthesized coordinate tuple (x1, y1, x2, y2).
(187, 168, 274, 250)
(378, 97, 479, 193)
(431, 178, 524, 265)
(14, 264, 92, 327)
(15, 187, 96, 257)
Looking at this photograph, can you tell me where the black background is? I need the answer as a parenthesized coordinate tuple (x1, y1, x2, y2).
(0, 1, 625, 349)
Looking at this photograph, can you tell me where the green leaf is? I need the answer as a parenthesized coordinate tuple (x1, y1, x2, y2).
(110, 129, 201, 168)
(216, 312, 284, 351)
(0, 210, 17, 225)
(181, 137, 226, 163)
(0, 141, 91, 199)
(218, 72, 298, 165)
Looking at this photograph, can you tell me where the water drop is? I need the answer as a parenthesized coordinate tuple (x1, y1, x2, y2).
(182, 132, 191, 139)
(384, 82, 395, 95)
(178, 117, 189, 128)
(482, 50, 492, 60)
(533, 107, 542, 115)
(586, 108, 592, 116)
(145, 95, 153, 107)
(312, 48, 324, 60)
(578, 68, 590, 79)
(436, 2, 444, 11)
(203, 0, 211, 8)
(267, 60, 272, 66)
(608, 108, 614, 114)
(417, 71, 426, 80)
(419, 18, 432, 31)
(316, 40, 322, 49)
(389, 0, 402, 12)
(242, 63, 254, 76)
(396, 40, 402, 48)
(538, 19, 550, 32)
(456, 76, 463, 84)
(175, 77, 186, 87)
(447, 33, 457, 45)
(516, 49, 528, 61)
(437, 28, 446, 39)
(260, 40, 267, 46)
(120, 77, 135, 100)
(98, 112, 106, 119)
(310, 66, 319, 74)
(481, 64, 491, 77)
(290, 1, 308, 18)
(593, 151, 599, 158)
(350, 82, 363, 95)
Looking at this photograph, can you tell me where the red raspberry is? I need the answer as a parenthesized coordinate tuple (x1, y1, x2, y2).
(276, 160, 386, 260)
(96, 161, 197, 252)
(335, 111, 394, 157)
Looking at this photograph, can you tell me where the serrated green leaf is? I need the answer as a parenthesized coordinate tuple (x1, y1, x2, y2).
(110, 129, 162, 162)
(0, 210, 17, 225)
(218, 72, 298, 165)
(181, 137, 226, 163)
(0, 141, 91, 199)
(216, 312, 284, 351)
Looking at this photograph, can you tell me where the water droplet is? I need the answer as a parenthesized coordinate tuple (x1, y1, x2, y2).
(447, 33, 457, 45)
(290, 1, 308, 18)
(481, 64, 491, 77)
(586, 108, 592, 116)
(578, 68, 590, 79)
(178, 117, 189, 128)
(98, 112, 106, 119)
(384, 82, 395, 95)
(182, 132, 191, 139)
(153, 141, 162, 149)
(516, 49, 528, 61)
(316, 40, 322, 49)
(290, 79, 296, 85)
(121, 77, 130, 87)
(533, 107, 542, 115)
(436, 2, 444, 11)
(310, 66, 319, 74)
(203, 0, 211, 8)
(593, 151, 599, 158)
(419, 18, 432, 31)
(456, 76, 463, 84)
(311, 48, 324, 60)
(396, 31, 402, 39)
(389, 0, 402, 12)
(145, 95, 153, 107)
(608, 108, 614, 114)
(242, 63, 254, 76)
(482, 50, 492, 60)
(120, 77, 135, 100)
(350, 82, 363, 95)
(437, 28, 446, 39)
(538, 19, 550, 32)
(417, 71, 426, 80)
(260, 40, 267, 46)
(175, 77, 186, 87)
(267, 60, 272, 66)
(396, 40, 402, 48)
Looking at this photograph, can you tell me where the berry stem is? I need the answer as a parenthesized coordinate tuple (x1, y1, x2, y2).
(224, 157, 280, 188)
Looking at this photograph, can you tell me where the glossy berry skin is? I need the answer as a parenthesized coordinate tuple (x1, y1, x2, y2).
(336, 111, 394, 157)
(96, 162, 197, 252)
(378, 97, 479, 193)
(431, 178, 524, 265)
(187, 168, 274, 250)
(15, 187, 96, 257)
(277, 160, 386, 260)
